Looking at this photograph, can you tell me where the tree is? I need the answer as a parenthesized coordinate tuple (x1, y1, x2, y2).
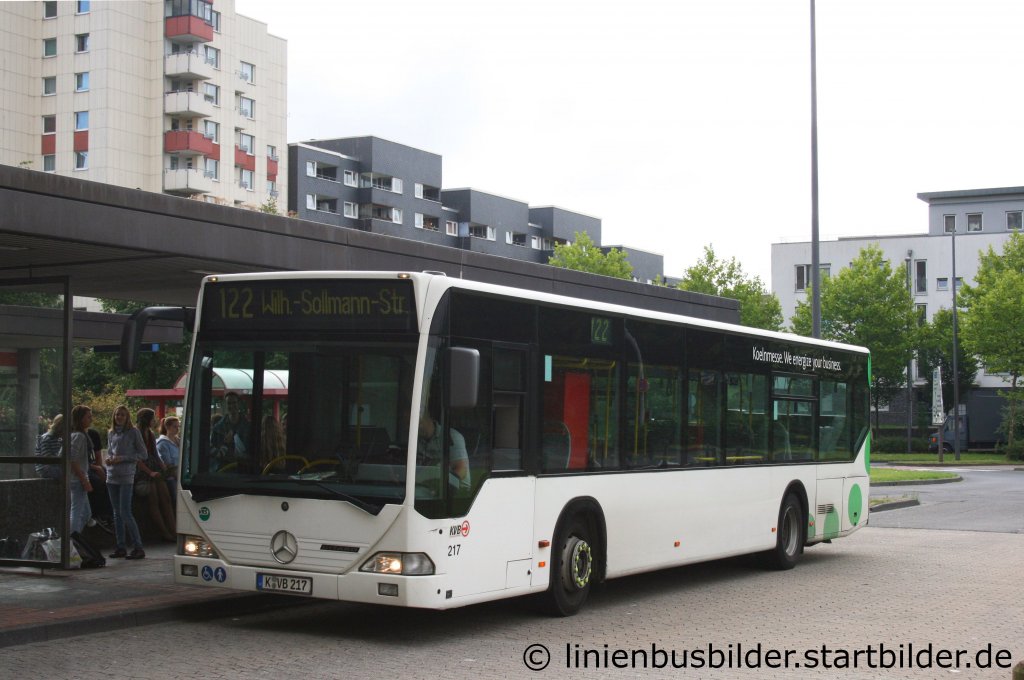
(917, 307, 979, 416)
(959, 233, 1024, 453)
(548, 231, 633, 280)
(258, 195, 279, 215)
(790, 244, 918, 434)
(677, 245, 783, 331)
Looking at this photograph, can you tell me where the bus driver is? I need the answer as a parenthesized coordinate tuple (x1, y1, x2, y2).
(417, 415, 470, 491)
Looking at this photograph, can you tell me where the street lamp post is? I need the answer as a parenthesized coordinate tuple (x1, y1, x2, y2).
(951, 226, 962, 461)
(810, 0, 821, 339)
(905, 252, 913, 453)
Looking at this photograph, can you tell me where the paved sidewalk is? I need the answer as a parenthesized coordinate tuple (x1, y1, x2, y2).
(0, 537, 309, 649)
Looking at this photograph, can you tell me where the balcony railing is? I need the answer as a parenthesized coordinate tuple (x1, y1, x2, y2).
(163, 168, 213, 195)
(164, 52, 214, 80)
(165, 91, 215, 118)
(164, 130, 215, 156)
(165, 15, 213, 43)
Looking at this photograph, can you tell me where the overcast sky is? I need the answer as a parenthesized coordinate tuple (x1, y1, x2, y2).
(236, 0, 1024, 286)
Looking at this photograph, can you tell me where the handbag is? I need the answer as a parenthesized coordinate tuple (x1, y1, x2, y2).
(133, 477, 151, 498)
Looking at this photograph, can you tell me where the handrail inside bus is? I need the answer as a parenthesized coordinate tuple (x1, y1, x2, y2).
(120, 306, 196, 373)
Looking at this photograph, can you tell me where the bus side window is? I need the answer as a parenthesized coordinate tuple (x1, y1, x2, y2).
(687, 369, 722, 466)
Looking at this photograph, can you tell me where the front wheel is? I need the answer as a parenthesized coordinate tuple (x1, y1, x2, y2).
(764, 493, 803, 570)
(544, 517, 595, 616)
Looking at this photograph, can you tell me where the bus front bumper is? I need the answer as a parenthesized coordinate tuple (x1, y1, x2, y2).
(173, 555, 449, 607)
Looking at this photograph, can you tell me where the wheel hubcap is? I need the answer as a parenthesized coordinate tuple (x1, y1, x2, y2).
(567, 538, 592, 590)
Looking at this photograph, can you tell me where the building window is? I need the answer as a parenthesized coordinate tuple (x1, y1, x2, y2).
(414, 183, 423, 199)
(469, 224, 494, 240)
(531, 235, 542, 249)
(43, 77, 56, 96)
(916, 304, 927, 326)
(43, 155, 56, 172)
(795, 264, 809, 291)
(203, 82, 219, 105)
(75, 72, 89, 92)
(446, 220, 459, 236)
(239, 61, 254, 83)
(955, 277, 963, 291)
(506, 231, 527, 247)
(44, 1, 57, 18)
(914, 260, 926, 294)
(414, 213, 423, 228)
(414, 214, 439, 231)
(43, 38, 57, 57)
(77, 0, 90, 14)
(211, 9, 221, 31)
(266, 145, 277, 160)
(238, 96, 254, 119)
(239, 133, 254, 154)
(1007, 211, 1022, 231)
(204, 45, 220, 69)
(240, 168, 254, 190)
(306, 194, 337, 213)
(967, 213, 982, 232)
(306, 161, 337, 181)
(936, 277, 949, 291)
(74, 111, 89, 131)
(74, 151, 88, 170)
(392, 208, 403, 224)
(267, 180, 277, 196)
(43, 115, 56, 134)
(202, 119, 219, 142)
(343, 169, 357, 187)
(343, 202, 358, 218)
(204, 158, 219, 179)
(943, 215, 955, 233)
(75, 33, 89, 53)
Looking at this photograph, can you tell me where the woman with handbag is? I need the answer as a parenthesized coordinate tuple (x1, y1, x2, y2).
(135, 408, 176, 541)
(105, 405, 146, 560)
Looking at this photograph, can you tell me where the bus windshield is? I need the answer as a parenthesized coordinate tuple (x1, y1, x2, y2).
(180, 339, 418, 513)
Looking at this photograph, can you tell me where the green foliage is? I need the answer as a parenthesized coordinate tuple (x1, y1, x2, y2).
(677, 245, 783, 331)
(790, 244, 918, 432)
(917, 307, 978, 410)
(258, 196, 279, 215)
(959, 233, 1024, 448)
(0, 292, 63, 308)
(548, 231, 633, 280)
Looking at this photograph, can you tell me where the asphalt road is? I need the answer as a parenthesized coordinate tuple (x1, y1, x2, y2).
(870, 468, 1024, 533)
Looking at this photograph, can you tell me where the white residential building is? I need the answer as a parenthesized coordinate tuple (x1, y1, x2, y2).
(0, 0, 287, 209)
(771, 186, 1024, 394)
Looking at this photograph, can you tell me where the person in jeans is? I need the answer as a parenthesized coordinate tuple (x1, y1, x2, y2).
(105, 405, 147, 560)
(68, 405, 95, 534)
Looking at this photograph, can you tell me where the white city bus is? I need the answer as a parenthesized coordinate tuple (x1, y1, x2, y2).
(126, 271, 870, 615)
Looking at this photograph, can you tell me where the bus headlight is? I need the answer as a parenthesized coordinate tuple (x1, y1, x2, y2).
(182, 535, 219, 559)
(360, 552, 434, 575)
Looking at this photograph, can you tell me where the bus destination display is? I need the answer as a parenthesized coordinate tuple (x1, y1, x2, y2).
(201, 279, 416, 332)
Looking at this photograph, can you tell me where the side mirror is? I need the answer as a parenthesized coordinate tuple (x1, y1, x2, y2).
(448, 347, 479, 409)
(120, 306, 195, 373)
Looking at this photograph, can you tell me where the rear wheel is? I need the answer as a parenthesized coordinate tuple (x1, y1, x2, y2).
(544, 517, 595, 616)
(765, 493, 803, 570)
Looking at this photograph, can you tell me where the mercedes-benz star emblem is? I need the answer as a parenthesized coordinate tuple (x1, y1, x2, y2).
(270, 530, 298, 564)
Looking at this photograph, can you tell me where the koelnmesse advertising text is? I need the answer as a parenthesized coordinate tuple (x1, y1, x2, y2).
(521, 642, 1015, 672)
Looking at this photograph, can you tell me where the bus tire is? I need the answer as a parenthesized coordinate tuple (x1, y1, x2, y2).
(544, 516, 595, 617)
(765, 493, 803, 570)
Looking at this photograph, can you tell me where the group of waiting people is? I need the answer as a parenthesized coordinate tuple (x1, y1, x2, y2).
(35, 405, 181, 561)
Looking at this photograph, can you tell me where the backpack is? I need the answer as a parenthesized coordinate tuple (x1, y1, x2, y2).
(70, 531, 106, 569)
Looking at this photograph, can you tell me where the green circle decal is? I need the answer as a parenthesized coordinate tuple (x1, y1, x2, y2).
(199, 506, 211, 522)
(848, 484, 863, 526)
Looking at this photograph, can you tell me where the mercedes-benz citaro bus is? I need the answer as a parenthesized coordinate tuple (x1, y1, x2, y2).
(121, 271, 870, 616)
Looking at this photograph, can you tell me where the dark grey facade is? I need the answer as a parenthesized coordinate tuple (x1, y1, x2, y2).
(288, 136, 659, 278)
(603, 246, 665, 284)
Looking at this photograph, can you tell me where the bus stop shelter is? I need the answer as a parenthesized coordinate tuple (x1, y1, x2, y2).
(0, 165, 738, 568)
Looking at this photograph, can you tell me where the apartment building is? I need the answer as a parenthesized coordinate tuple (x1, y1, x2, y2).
(289, 136, 665, 275)
(0, 0, 286, 208)
(771, 185, 1024, 401)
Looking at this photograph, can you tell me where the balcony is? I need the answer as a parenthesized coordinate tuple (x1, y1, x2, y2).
(235, 146, 255, 171)
(165, 91, 215, 118)
(165, 52, 214, 80)
(164, 130, 215, 156)
(266, 157, 278, 181)
(163, 168, 213, 195)
(165, 15, 213, 43)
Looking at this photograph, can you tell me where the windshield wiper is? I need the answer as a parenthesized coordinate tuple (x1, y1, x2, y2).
(245, 477, 382, 514)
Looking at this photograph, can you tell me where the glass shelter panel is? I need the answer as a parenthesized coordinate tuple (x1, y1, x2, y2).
(0, 281, 69, 565)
